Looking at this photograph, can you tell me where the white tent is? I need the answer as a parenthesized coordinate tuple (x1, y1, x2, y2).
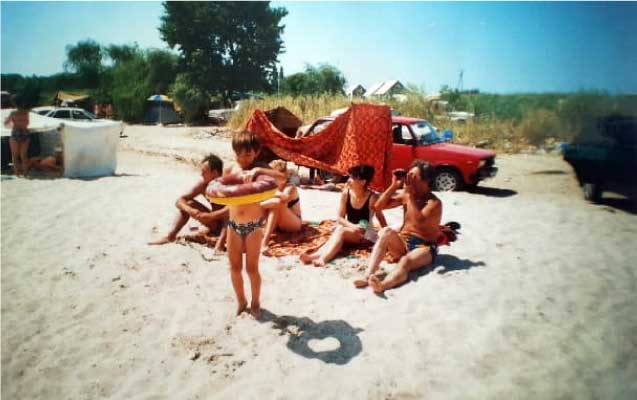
(1, 109, 122, 178)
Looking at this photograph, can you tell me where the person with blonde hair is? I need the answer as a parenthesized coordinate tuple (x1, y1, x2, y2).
(260, 159, 303, 254)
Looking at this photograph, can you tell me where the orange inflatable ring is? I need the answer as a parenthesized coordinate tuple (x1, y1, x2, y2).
(206, 173, 277, 205)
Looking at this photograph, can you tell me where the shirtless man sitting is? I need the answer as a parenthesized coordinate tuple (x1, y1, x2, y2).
(149, 154, 228, 251)
(354, 160, 442, 293)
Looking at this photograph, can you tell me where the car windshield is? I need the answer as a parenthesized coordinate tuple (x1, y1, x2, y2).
(410, 121, 443, 144)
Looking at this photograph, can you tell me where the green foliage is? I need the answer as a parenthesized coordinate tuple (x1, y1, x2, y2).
(1, 74, 26, 93)
(228, 92, 637, 153)
(64, 39, 103, 88)
(169, 74, 209, 124)
(159, 1, 287, 103)
(1, 74, 41, 108)
(105, 43, 140, 66)
(109, 55, 150, 122)
(282, 64, 347, 96)
(145, 49, 179, 94)
(105, 49, 179, 122)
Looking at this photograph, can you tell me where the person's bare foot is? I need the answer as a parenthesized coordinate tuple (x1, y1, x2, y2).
(368, 275, 385, 294)
(299, 251, 317, 264)
(249, 303, 261, 320)
(312, 258, 327, 267)
(148, 236, 175, 245)
(236, 301, 248, 316)
(353, 277, 369, 288)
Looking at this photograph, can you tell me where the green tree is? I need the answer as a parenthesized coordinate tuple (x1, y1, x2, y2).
(159, 1, 287, 104)
(64, 39, 103, 88)
(145, 49, 179, 94)
(169, 73, 209, 124)
(282, 63, 346, 96)
(105, 43, 140, 66)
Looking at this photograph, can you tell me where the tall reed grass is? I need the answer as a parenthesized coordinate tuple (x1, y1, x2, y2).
(227, 93, 636, 153)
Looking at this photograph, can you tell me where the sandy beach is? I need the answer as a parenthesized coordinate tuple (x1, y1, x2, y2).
(2, 125, 636, 399)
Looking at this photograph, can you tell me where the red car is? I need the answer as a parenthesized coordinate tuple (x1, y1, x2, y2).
(302, 115, 498, 191)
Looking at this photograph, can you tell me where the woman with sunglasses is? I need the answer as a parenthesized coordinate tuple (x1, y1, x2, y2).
(300, 164, 387, 266)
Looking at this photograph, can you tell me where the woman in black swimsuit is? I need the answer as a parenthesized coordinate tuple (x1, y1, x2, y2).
(260, 159, 303, 254)
(300, 165, 387, 267)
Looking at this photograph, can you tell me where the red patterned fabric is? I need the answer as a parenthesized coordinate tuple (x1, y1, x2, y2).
(247, 103, 393, 191)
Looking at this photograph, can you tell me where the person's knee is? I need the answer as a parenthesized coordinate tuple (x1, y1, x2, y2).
(378, 227, 393, 240)
(229, 259, 243, 272)
(335, 225, 347, 234)
(246, 263, 260, 276)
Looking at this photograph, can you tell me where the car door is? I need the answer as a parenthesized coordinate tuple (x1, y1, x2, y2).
(390, 124, 417, 171)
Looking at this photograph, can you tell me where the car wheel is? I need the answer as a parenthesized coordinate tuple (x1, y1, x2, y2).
(433, 169, 463, 192)
(582, 182, 602, 203)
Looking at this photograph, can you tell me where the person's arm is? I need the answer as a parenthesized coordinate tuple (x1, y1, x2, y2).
(3, 112, 14, 128)
(175, 180, 206, 217)
(419, 197, 441, 219)
(196, 206, 229, 225)
(370, 193, 388, 228)
(374, 174, 405, 211)
(277, 185, 296, 204)
(246, 166, 286, 182)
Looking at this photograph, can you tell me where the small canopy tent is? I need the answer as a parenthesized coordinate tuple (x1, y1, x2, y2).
(53, 91, 92, 109)
(144, 95, 181, 125)
(1, 109, 122, 178)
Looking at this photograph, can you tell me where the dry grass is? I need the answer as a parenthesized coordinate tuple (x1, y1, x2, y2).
(227, 95, 582, 153)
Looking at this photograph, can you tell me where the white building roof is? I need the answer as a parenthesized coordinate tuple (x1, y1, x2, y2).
(365, 80, 404, 97)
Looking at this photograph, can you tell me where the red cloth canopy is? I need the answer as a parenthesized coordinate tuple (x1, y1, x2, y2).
(247, 103, 393, 191)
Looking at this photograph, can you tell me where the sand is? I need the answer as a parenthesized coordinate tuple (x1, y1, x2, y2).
(2, 124, 636, 399)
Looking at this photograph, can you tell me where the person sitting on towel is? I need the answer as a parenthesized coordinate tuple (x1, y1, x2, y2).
(260, 159, 303, 255)
(300, 164, 387, 267)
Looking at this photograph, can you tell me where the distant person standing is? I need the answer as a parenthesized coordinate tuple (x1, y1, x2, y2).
(3, 96, 32, 177)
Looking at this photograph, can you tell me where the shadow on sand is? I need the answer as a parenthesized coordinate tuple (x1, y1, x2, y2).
(598, 197, 637, 215)
(259, 310, 363, 365)
(530, 170, 568, 175)
(467, 186, 517, 198)
(409, 254, 486, 282)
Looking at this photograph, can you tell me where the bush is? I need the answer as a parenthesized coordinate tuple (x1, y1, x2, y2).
(169, 74, 209, 124)
(110, 56, 149, 122)
(516, 109, 563, 146)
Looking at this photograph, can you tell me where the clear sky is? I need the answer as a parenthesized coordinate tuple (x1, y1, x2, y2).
(2, 1, 636, 94)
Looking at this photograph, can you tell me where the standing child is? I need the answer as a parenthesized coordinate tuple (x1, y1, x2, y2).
(224, 131, 284, 318)
(4, 102, 31, 177)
